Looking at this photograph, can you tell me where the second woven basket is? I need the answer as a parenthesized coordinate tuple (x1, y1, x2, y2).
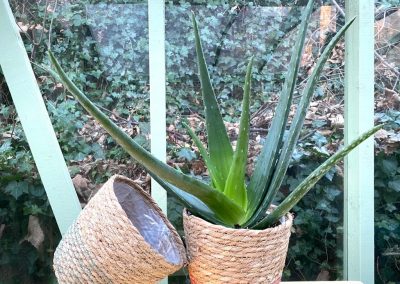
(54, 175, 187, 284)
(183, 208, 293, 284)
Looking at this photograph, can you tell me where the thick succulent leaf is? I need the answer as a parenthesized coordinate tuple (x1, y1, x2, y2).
(245, 0, 314, 222)
(48, 51, 245, 226)
(192, 13, 233, 190)
(224, 58, 253, 210)
(182, 121, 223, 191)
(252, 125, 383, 229)
(149, 173, 222, 225)
(246, 17, 356, 227)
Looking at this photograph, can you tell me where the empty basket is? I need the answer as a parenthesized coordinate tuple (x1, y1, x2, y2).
(54, 175, 187, 284)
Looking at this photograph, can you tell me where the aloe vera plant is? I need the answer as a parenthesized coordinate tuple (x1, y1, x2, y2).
(48, 0, 382, 229)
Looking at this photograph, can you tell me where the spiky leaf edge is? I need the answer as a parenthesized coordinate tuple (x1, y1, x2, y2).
(246, 17, 356, 227)
(252, 124, 383, 229)
(245, 0, 315, 222)
(223, 57, 253, 210)
(182, 121, 223, 191)
(192, 13, 234, 192)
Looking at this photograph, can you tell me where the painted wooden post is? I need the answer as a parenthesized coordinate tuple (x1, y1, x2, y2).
(148, 1, 168, 283)
(344, 1, 375, 283)
(0, 0, 81, 236)
(148, 0, 167, 214)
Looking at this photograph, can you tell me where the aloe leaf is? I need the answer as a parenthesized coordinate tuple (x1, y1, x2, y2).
(223, 57, 253, 210)
(174, 164, 184, 173)
(252, 125, 383, 229)
(149, 173, 222, 225)
(192, 13, 234, 190)
(182, 121, 223, 191)
(246, 17, 356, 227)
(245, 0, 314, 222)
(48, 51, 245, 226)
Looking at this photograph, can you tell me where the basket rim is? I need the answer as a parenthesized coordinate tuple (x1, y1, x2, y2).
(183, 207, 293, 234)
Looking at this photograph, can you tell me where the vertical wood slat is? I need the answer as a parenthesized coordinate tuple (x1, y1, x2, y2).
(0, 0, 81, 236)
(344, 1, 375, 283)
(148, 1, 167, 283)
(148, 0, 167, 213)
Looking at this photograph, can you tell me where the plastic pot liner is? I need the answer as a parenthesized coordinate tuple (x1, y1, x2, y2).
(53, 175, 187, 284)
(183, 208, 293, 284)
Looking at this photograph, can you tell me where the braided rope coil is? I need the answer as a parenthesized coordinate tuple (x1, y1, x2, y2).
(183, 208, 293, 284)
(53, 175, 187, 284)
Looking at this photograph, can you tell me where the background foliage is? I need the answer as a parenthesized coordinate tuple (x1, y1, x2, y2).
(0, 0, 399, 283)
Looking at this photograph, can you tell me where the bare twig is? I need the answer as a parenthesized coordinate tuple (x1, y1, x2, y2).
(331, 0, 344, 16)
(249, 127, 268, 133)
(382, 251, 400, 257)
(375, 52, 400, 76)
(332, 0, 400, 76)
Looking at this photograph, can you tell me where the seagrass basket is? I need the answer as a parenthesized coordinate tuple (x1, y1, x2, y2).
(183, 208, 293, 284)
(53, 175, 187, 284)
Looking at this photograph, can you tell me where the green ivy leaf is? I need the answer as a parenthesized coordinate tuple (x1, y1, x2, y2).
(177, 148, 197, 162)
(326, 215, 340, 223)
(23, 203, 45, 215)
(382, 159, 398, 177)
(323, 186, 341, 201)
(4, 181, 29, 200)
(388, 176, 400, 192)
(29, 185, 45, 198)
(92, 143, 105, 160)
(0, 140, 12, 153)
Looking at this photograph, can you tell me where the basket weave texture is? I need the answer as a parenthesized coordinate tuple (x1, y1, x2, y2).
(183, 208, 293, 284)
(53, 175, 187, 284)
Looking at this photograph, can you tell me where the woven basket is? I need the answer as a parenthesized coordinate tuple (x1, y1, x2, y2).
(54, 175, 187, 284)
(183, 208, 293, 284)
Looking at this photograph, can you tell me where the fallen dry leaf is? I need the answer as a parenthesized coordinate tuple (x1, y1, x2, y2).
(72, 174, 89, 191)
(22, 216, 44, 250)
(375, 129, 390, 139)
(316, 269, 330, 281)
(329, 114, 344, 127)
(72, 174, 91, 200)
(17, 22, 29, 33)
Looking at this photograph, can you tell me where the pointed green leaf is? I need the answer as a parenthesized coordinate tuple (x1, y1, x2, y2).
(224, 58, 253, 210)
(246, 17, 356, 227)
(252, 125, 383, 229)
(149, 173, 222, 225)
(192, 13, 233, 189)
(47, 51, 245, 226)
(245, 0, 314, 222)
(182, 121, 223, 191)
